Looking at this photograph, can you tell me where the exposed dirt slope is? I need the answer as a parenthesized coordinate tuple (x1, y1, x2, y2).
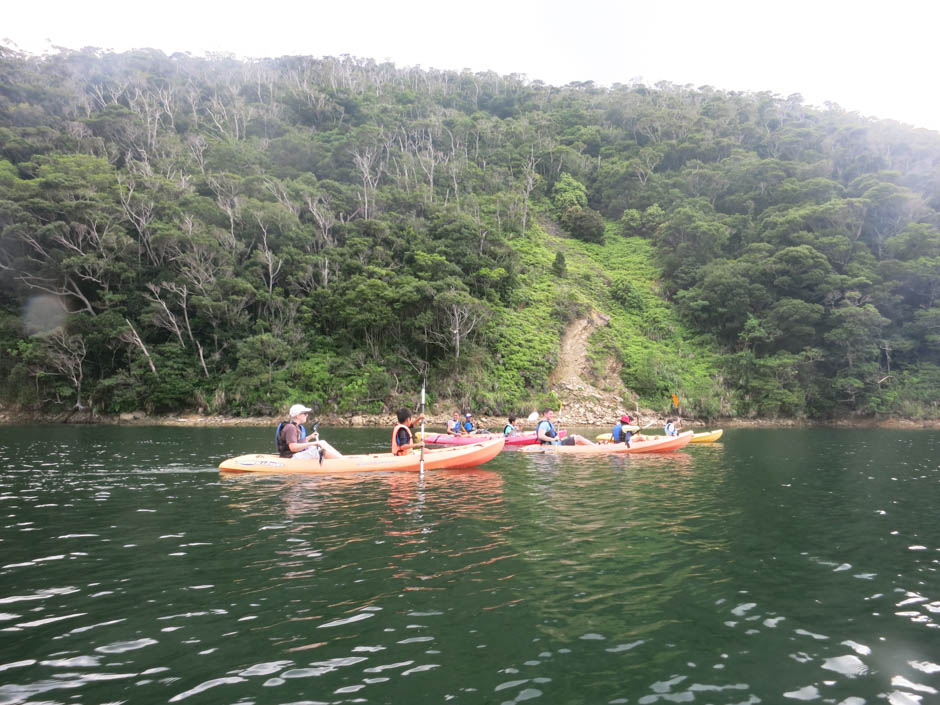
(544, 312, 646, 425)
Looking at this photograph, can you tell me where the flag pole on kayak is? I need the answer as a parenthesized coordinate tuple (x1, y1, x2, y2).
(419, 380, 426, 477)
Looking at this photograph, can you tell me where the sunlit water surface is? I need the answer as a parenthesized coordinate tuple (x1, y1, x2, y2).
(0, 426, 937, 705)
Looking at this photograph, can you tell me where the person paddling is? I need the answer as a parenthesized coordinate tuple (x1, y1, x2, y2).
(535, 408, 593, 446)
(277, 404, 343, 460)
(458, 412, 475, 435)
(392, 407, 426, 456)
(611, 414, 632, 447)
(503, 415, 519, 437)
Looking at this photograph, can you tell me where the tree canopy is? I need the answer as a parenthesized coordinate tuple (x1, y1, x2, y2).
(1, 47, 938, 420)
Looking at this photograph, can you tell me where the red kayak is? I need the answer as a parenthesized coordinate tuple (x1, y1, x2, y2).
(417, 430, 567, 446)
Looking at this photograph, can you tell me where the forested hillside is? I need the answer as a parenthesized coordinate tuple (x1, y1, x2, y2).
(1, 48, 938, 420)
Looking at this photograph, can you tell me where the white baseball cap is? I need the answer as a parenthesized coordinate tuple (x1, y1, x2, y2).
(289, 404, 313, 417)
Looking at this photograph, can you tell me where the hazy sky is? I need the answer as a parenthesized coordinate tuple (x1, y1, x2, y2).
(5, 0, 939, 131)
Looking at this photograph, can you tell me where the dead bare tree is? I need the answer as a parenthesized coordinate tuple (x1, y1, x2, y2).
(43, 329, 88, 408)
(206, 173, 242, 248)
(253, 213, 284, 297)
(351, 134, 391, 219)
(120, 318, 157, 375)
(521, 151, 540, 236)
(426, 292, 489, 361)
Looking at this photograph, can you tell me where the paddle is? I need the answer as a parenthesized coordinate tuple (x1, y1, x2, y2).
(419, 381, 426, 477)
(630, 419, 658, 439)
(526, 411, 539, 423)
(553, 401, 565, 445)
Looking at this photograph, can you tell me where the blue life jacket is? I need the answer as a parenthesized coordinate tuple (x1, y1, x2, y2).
(612, 423, 630, 443)
(275, 421, 306, 456)
(536, 419, 557, 445)
(462, 420, 474, 433)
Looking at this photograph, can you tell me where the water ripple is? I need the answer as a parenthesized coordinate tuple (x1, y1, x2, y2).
(0, 427, 937, 703)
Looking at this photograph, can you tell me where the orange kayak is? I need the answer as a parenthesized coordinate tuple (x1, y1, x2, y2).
(219, 438, 505, 474)
(520, 431, 693, 455)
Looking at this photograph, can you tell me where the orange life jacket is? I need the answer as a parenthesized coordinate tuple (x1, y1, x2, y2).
(391, 423, 413, 455)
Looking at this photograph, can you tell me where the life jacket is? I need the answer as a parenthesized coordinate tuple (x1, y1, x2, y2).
(462, 420, 474, 433)
(391, 423, 413, 455)
(503, 424, 515, 436)
(447, 419, 459, 433)
(612, 423, 626, 443)
(665, 422, 677, 436)
(536, 419, 557, 445)
(275, 421, 306, 457)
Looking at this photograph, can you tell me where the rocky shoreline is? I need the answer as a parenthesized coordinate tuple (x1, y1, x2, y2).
(5, 365, 937, 430)
(1, 407, 937, 430)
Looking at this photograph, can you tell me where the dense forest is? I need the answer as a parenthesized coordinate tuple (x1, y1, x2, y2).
(0, 47, 938, 420)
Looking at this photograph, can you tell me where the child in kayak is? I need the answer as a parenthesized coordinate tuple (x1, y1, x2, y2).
(392, 408, 426, 455)
(611, 414, 632, 447)
(535, 408, 594, 446)
(458, 412, 475, 434)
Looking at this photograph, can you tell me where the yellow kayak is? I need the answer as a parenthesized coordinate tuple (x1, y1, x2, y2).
(690, 429, 723, 443)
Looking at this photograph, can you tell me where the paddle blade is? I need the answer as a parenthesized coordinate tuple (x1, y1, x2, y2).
(526, 411, 539, 422)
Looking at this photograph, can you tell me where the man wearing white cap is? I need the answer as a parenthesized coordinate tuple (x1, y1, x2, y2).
(277, 404, 343, 459)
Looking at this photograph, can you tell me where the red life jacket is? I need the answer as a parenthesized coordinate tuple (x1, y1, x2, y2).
(391, 423, 413, 455)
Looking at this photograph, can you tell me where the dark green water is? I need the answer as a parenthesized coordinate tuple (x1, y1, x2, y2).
(0, 426, 937, 705)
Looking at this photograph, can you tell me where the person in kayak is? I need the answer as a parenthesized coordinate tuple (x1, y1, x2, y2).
(392, 407, 426, 455)
(664, 417, 681, 436)
(611, 414, 632, 447)
(535, 408, 594, 446)
(446, 411, 461, 435)
(277, 404, 343, 459)
(503, 415, 519, 437)
(458, 412, 475, 434)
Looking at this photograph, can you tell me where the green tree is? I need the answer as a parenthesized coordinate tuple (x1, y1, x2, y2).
(552, 251, 567, 277)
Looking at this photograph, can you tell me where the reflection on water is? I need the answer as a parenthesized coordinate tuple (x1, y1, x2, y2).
(0, 427, 937, 704)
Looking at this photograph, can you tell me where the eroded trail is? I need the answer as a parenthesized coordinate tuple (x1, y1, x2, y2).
(545, 312, 640, 424)
(549, 315, 601, 386)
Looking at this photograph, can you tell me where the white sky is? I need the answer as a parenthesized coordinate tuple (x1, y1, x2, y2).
(4, 0, 939, 132)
